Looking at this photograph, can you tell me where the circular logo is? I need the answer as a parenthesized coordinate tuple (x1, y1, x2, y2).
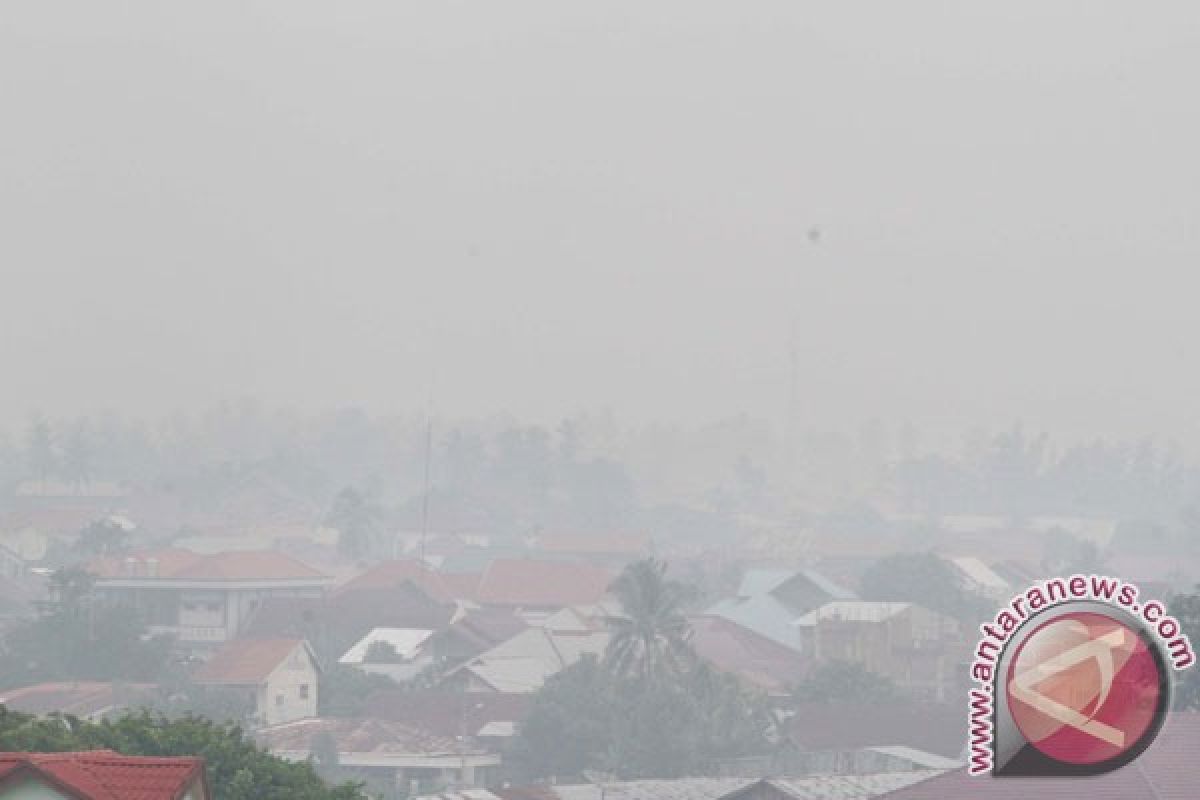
(1005, 611, 1167, 767)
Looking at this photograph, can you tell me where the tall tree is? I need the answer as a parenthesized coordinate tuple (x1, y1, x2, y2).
(605, 559, 696, 680)
(0, 568, 174, 690)
(326, 487, 383, 560)
(858, 551, 989, 622)
(25, 417, 55, 482)
(61, 420, 94, 489)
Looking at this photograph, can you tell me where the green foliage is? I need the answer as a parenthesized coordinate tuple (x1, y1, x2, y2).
(858, 551, 989, 622)
(25, 418, 56, 481)
(326, 487, 384, 560)
(0, 568, 174, 690)
(318, 665, 399, 717)
(363, 640, 402, 664)
(510, 655, 613, 780)
(513, 559, 771, 782)
(512, 655, 771, 782)
(0, 709, 365, 800)
(72, 519, 131, 560)
(791, 659, 903, 705)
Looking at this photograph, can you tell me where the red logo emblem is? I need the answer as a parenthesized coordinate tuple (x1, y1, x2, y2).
(1006, 611, 1164, 766)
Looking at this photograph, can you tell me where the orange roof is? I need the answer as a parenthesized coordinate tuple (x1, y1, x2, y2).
(475, 559, 614, 608)
(88, 549, 328, 583)
(0, 682, 157, 718)
(192, 639, 310, 686)
(439, 572, 482, 600)
(335, 559, 455, 601)
(0, 750, 206, 800)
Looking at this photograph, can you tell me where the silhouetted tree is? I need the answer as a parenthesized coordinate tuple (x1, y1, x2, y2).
(859, 552, 989, 622)
(605, 559, 695, 679)
(326, 487, 383, 560)
(792, 659, 903, 705)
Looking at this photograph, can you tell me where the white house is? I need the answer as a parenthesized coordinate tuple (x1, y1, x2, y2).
(193, 638, 320, 727)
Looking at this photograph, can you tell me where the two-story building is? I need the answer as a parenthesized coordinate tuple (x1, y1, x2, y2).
(793, 601, 961, 701)
(87, 549, 333, 651)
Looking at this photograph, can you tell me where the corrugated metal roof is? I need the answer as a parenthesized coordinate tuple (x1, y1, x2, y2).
(946, 556, 1009, 590)
(865, 746, 963, 770)
(756, 772, 943, 799)
(339, 627, 434, 664)
(706, 594, 803, 652)
(553, 777, 750, 800)
(793, 602, 911, 626)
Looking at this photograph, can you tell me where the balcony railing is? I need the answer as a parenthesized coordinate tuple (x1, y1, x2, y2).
(148, 625, 228, 642)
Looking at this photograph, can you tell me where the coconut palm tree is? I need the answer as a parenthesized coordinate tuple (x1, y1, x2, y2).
(604, 558, 696, 680)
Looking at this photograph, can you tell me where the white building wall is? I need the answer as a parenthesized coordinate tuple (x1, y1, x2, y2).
(259, 644, 319, 726)
(0, 775, 72, 799)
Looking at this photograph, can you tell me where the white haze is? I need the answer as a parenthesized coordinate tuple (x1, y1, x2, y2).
(2, 2, 1199, 447)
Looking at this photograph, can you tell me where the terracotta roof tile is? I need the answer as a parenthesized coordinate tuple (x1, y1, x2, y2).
(688, 615, 807, 693)
(89, 549, 328, 582)
(0, 682, 157, 718)
(336, 560, 456, 601)
(0, 750, 205, 800)
(192, 638, 309, 686)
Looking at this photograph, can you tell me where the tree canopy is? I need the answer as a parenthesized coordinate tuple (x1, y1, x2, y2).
(858, 551, 989, 622)
(0, 709, 365, 800)
(791, 659, 903, 706)
(511, 559, 772, 782)
(0, 568, 175, 690)
(605, 559, 696, 679)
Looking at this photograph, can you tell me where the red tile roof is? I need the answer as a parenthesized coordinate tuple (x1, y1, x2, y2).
(878, 712, 1200, 798)
(0, 750, 206, 800)
(192, 638, 310, 686)
(0, 682, 157, 718)
(335, 560, 456, 602)
(688, 615, 808, 693)
(474, 559, 614, 608)
(88, 549, 328, 583)
(440, 572, 483, 601)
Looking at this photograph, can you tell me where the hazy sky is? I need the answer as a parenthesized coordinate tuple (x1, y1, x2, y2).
(3, 3, 1199, 444)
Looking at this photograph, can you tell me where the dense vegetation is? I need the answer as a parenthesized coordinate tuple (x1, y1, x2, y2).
(0, 709, 366, 800)
(511, 559, 772, 781)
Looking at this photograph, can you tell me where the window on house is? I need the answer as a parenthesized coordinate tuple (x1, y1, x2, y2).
(299, 684, 310, 699)
(276, 694, 285, 707)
